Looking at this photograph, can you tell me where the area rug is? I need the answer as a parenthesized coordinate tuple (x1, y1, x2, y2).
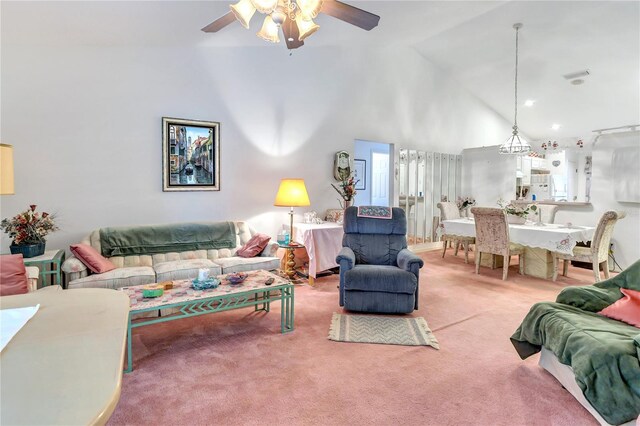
(328, 313, 440, 349)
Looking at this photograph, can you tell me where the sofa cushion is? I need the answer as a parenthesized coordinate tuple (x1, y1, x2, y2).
(67, 266, 156, 290)
(70, 243, 116, 274)
(0, 254, 29, 296)
(599, 288, 640, 328)
(236, 233, 271, 258)
(153, 259, 222, 282)
(213, 256, 280, 274)
(344, 265, 417, 295)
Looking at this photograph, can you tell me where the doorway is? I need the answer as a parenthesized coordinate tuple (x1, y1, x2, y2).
(353, 140, 393, 207)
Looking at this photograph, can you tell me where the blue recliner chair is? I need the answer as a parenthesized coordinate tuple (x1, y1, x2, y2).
(336, 206, 424, 314)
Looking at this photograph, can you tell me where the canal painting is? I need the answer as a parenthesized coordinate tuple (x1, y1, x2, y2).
(162, 117, 220, 191)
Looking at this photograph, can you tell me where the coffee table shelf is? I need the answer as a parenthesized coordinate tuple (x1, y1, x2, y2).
(122, 270, 294, 372)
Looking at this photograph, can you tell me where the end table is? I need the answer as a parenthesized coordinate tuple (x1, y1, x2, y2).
(22, 249, 66, 288)
(278, 242, 304, 280)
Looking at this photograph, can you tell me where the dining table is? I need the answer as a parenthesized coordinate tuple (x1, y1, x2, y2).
(442, 218, 596, 279)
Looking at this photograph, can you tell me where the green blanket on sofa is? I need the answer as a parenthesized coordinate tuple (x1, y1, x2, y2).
(511, 260, 640, 425)
(100, 222, 236, 257)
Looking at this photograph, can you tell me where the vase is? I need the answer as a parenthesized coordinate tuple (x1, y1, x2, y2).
(507, 214, 526, 225)
(10, 242, 46, 258)
(343, 200, 353, 209)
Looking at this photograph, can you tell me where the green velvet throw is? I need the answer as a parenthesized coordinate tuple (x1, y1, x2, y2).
(511, 260, 640, 425)
(100, 222, 236, 257)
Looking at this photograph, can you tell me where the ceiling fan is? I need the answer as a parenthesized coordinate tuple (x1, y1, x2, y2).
(201, 0, 380, 50)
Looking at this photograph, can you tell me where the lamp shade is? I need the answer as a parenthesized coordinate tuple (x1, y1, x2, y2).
(257, 15, 280, 43)
(0, 144, 15, 195)
(230, 0, 256, 29)
(250, 0, 277, 14)
(297, 0, 323, 19)
(296, 16, 319, 41)
(274, 178, 310, 207)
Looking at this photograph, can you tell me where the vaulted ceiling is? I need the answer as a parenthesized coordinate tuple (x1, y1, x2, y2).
(2, 1, 638, 141)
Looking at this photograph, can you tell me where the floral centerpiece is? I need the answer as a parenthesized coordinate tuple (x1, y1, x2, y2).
(456, 196, 476, 216)
(331, 175, 359, 209)
(497, 199, 537, 224)
(1, 205, 59, 258)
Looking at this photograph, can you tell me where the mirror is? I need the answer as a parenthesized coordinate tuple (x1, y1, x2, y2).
(516, 148, 592, 203)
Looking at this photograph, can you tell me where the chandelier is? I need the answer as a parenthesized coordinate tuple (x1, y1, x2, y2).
(231, 0, 323, 44)
(499, 23, 532, 156)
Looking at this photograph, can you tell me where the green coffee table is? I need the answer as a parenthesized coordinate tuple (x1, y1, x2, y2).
(22, 249, 66, 288)
(121, 270, 294, 373)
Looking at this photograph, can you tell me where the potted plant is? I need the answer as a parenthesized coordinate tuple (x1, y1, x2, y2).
(498, 199, 537, 224)
(1, 205, 59, 258)
(331, 175, 359, 209)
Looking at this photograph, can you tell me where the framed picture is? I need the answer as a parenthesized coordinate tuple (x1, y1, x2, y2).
(162, 117, 220, 192)
(354, 159, 366, 190)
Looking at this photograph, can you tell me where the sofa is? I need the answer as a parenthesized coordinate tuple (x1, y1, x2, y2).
(62, 221, 280, 290)
(511, 259, 640, 426)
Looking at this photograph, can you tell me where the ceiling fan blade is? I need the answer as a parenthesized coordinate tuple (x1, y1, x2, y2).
(282, 17, 304, 50)
(201, 11, 236, 33)
(320, 0, 380, 31)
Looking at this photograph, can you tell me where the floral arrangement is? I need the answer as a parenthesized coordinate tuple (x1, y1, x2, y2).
(331, 175, 359, 209)
(456, 196, 476, 212)
(497, 199, 537, 218)
(0, 205, 59, 245)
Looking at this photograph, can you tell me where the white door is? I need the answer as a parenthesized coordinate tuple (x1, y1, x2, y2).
(371, 151, 390, 206)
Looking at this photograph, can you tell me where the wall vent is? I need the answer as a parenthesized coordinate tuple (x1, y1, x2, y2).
(563, 70, 590, 80)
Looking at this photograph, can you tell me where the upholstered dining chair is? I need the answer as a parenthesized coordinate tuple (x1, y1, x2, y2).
(470, 207, 524, 281)
(527, 204, 559, 224)
(336, 206, 424, 314)
(552, 210, 626, 282)
(437, 202, 475, 263)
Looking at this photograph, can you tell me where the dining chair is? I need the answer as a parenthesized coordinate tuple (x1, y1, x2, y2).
(552, 211, 626, 282)
(470, 207, 524, 281)
(527, 204, 559, 224)
(437, 202, 475, 263)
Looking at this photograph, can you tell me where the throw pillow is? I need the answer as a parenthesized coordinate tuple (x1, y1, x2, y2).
(70, 243, 116, 274)
(0, 254, 29, 296)
(598, 288, 640, 328)
(236, 233, 271, 258)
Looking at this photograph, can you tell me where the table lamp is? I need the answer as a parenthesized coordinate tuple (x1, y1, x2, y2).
(274, 178, 310, 245)
(0, 144, 15, 195)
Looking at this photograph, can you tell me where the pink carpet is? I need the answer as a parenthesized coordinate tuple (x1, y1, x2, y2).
(108, 252, 603, 425)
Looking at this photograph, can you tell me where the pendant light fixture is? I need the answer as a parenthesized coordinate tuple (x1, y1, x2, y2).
(499, 23, 531, 155)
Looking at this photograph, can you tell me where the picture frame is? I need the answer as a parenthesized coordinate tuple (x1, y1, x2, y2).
(162, 117, 220, 192)
(354, 159, 366, 190)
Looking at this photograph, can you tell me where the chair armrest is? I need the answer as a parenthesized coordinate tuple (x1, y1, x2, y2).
(556, 285, 621, 313)
(260, 241, 279, 257)
(336, 247, 355, 270)
(26, 266, 39, 292)
(397, 249, 424, 271)
(62, 256, 89, 283)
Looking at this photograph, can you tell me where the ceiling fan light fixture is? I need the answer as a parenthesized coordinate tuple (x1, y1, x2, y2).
(271, 6, 287, 26)
(296, 16, 319, 41)
(230, 0, 256, 29)
(257, 15, 281, 43)
(250, 0, 278, 14)
(297, 0, 323, 19)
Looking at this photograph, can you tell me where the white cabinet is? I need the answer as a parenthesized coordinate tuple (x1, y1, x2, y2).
(521, 157, 531, 185)
(531, 157, 548, 170)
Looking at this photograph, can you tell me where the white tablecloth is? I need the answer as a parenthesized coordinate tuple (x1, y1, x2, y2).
(442, 219, 595, 255)
(293, 223, 344, 278)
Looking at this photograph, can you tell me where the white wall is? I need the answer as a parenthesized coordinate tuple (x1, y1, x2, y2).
(0, 27, 514, 254)
(461, 146, 517, 207)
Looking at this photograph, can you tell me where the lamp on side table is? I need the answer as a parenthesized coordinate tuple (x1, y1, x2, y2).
(274, 178, 310, 280)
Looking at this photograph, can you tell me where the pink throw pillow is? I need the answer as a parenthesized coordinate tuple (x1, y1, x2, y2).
(236, 233, 271, 258)
(598, 288, 640, 328)
(0, 254, 29, 296)
(70, 243, 116, 274)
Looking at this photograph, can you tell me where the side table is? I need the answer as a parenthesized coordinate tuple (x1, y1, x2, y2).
(278, 242, 304, 280)
(22, 249, 66, 288)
